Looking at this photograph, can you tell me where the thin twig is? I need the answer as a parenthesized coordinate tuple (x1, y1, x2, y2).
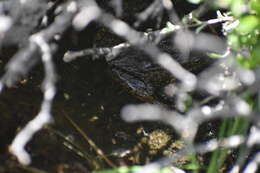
(62, 111, 117, 168)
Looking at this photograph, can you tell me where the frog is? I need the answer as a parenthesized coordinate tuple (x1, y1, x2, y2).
(109, 129, 171, 163)
(144, 129, 172, 155)
(108, 36, 213, 103)
(108, 47, 174, 102)
(63, 34, 213, 104)
(109, 127, 191, 166)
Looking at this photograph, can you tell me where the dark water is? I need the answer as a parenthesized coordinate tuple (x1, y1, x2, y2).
(0, 55, 162, 172)
(0, 0, 217, 171)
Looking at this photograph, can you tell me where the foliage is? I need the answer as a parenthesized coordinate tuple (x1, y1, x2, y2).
(93, 166, 172, 173)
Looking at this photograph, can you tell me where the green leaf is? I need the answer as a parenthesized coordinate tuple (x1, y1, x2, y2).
(228, 33, 240, 50)
(231, 0, 245, 17)
(250, 0, 260, 14)
(93, 166, 173, 173)
(93, 166, 141, 173)
(237, 41, 260, 69)
(215, 0, 232, 8)
(181, 163, 201, 170)
(251, 41, 260, 67)
(237, 15, 259, 34)
(207, 52, 227, 59)
(237, 55, 251, 69)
